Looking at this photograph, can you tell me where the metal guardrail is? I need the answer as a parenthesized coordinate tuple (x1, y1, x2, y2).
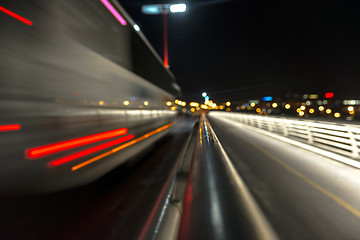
(138, 115, 277, 240)
(178, 115, 277, 240)
(209, 112, 360, 160)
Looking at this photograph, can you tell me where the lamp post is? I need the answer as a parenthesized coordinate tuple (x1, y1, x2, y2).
(142, 3, 187, 68)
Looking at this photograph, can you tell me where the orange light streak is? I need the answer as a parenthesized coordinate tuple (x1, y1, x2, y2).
(27, 128, 127, 159)
(0, 124, 21, 132)
(71, 123, 173, 171)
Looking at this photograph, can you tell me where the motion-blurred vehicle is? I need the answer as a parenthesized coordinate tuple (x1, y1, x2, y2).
(0, 0, 180, 194)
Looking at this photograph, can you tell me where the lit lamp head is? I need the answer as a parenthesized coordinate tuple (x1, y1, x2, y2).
(142, 3, 187, 14)
(142, 4, 162, 14)
(169, 3, 187, 13)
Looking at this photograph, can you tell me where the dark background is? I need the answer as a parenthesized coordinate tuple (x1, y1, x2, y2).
(119, 0, 360, 102)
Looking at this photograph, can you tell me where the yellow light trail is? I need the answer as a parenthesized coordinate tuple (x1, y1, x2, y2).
(71, 123, 174, 171)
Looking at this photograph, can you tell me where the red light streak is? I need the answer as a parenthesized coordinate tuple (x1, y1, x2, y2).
(71, 123, 174, 171)
(49, 134, 134, 166)
(0, 124, 21, 132)
(26, 128, 127, 159)
(0, 6, 33, 26)
(163, 9, 169, 68)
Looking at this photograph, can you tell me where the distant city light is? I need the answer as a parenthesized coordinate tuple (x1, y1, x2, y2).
(205, 96, 209, 100)
(166, 101, 172, 106)
(348, 106, 354, 112)
(309, 108, 315, 114)
(299, 111, 305, 116)
(334, 112, 341, 118)
(201, 104, 208, 109)
(190, 102, 199, 107)
(319, 106, 324, 111)
(326, 109, 332, 114)
(343, 100, 360, 105)
(123, 101, 130, 105)
(202, 92, 207, 97)
(226, 101, 231, 106)
(305, 100, 311, 106)
(133, 24, 140, 31)
(263, 96, 273, 101)
(325, 92, 334, 98)
(144, 101, 149, 106)
(285, 104, 291, 109)
(300, 106, 306, 110)
(309, 94, 318, 99)
(323, 100, 328, 105)
(272, 103, 278, 108)
(169, 3, 187, 13)
(250, 102, 256, 107)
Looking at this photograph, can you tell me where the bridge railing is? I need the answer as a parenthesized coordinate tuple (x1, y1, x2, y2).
(209, 111, 360, 160)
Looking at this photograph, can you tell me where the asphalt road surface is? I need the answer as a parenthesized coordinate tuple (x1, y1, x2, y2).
(208, 115, 360, 240)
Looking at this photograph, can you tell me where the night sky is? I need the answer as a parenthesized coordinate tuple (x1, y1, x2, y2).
(119, 0, 360, 102)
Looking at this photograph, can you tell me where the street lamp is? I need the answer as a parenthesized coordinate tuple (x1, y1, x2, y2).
(142, 3, 187, 68)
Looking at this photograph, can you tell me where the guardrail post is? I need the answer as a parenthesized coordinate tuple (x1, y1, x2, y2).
(306, 123, 313, 144)
(282, 119, 289, 136)
(267, 119, 273, 132)
(346, 126, 359, 159)
(239, 115, 244, 124)
(252, 117, 257, 127)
